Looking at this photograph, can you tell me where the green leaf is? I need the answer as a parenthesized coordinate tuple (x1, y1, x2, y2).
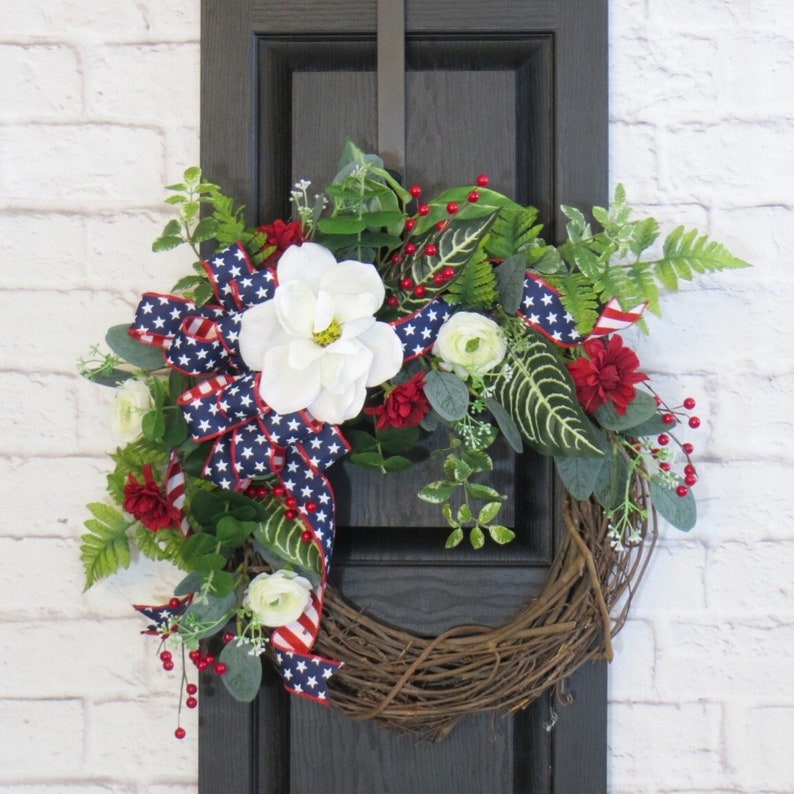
(317, 217, 368, 234)
(80, 503, 132, 589)
(445, 528, 464, 548)
(650, 477, 697, 531)
(182, 591, 237, 640)
(220, 640, 263, 702)
(461, 448, 493, 472)
(105, 324, 166, 371)
(555, 446, 608, 500)
(141, 408, 165, 441)
(494, 254, 527, 314)
(191, 217, 220, 243)
(593, 447, 629, 510)
(344, 429, 378, 452)
(189, 490, 228, 528)
(661, 226, 750, 276)
(423, 370, 469, 422)
(382, 455, 412, 472)
(173, 570, 202, 596)
(216, 516, 255, 549)
(478, 501, 502, 523)
(152, 235, 184, 252)
(252, 503, 321, 575)
(193, 280, 214, 307)
(487, 524, 515, 545)
(485, 205, 541, 260)
(162, 406, 189, 447)
(445, 257, 498, 311)
(491, 328, 603, 457)
(134, 525, 187, 569)
(466, 482, 505, 502)
(594, 391, 657, 431)
(349, 451, 386, 469)
(375, 425, 420, 454)
(623, 412, 674, 437)
(469, 526, 485, 549)
(457, 503, 472, 523)
(485, 397, 523, 453)
(417, 480, 457, 504)
(183, 166, 202, 185)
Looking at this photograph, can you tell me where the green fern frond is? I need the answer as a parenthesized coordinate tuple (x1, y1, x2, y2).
(485, 206, 542, 260)
(660, 226, 750, 275)
(553, 273, 601, 335)
(81, 503, 132, 589)
(445, 257, 499, 311)
(134, 525, 189, 569)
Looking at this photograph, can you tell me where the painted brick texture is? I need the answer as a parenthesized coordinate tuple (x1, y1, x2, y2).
(0, 1, 791, 792)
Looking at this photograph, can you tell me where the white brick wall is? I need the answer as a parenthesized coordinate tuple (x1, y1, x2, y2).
(0, 1, 790, 791)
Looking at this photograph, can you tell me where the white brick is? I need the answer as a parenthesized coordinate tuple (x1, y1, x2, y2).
(0, 0, 149, 41)
(608, 619, 656, 699)
(0, 45, 82, 121)
(87, 699, 197, 780)
(0, 374, 80, 455)
(658, 122, 794, 206)
(706, 542, 794, 616)
(740, 705, 794, 791)
(608, 122, 661, 203)
(0, 124, 165, 209)
(86, 44, 199, 126)
(0, 786, 134, 794)
(608, 701, 723, 789)
(143, 0, 201, 41)
(0, 700, 84, 780)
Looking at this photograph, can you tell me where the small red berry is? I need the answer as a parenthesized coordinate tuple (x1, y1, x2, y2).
(688, 416, 701, 429)
(476, 174, 489, 187)
(188, 650, 201, 662)
(222, 632, 234, 644)
(683, 397, 696, 410)
(386, 295, 398, 307)
(662, 413, 675, 425)
(412, 284, 426, 298)
(197, 659, 209, 671)
(160, 650, 172, 662)
(186, 683, 198, 695)
(467, 190, 480, 203)
(684, 474, 698, 486)
(204, 654, 214, 665)
(446, 201, 459, 214)
(168, 598, 180, 609)
(408, 184, 422, 198)
(676, 485, 688, 497)
(423, 243, 437, 257)
(272, 484, 286, 498)
(654, 395, 662, 406)
(442, 266, 455, 279)
(404, 243, 416, 256)
(305, 501, 317, 513)
(682, 442, 694, 454)
(214, 662, 227, 675)
(433, 273, 446, 285)
(417, 203, 430, 216)
(162, 660, 175, 672)
(174, 727, 186, 740)
(284, 508, 298, 521)
(256, 486, 269, 499)
(435, 220, 448, 232)
(170, 624, 179, 634)
(186, 696, 198, 709)
(390, 253, 402, 265)
(284, 496, 298, 509)
(404, 218, 416, 231)
(659, 462, 671, 472)
(300, 530, 313, 543)
(684, 464, 696, 476)
(657, 434, 669, 446)
(399, 276, 413, 289)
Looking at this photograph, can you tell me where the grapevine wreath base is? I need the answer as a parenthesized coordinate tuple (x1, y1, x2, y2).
(266, 473, 656, 741)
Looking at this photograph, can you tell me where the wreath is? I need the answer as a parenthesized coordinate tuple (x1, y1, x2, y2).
(79, 141, 747, 740)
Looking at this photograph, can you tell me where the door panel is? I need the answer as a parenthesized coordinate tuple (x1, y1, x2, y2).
(200, 2, 607, 791)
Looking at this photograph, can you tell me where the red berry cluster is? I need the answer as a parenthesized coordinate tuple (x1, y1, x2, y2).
(649, 394, 701, 497)
(244, 480, 317, 524)
(385, 174, 490, 308)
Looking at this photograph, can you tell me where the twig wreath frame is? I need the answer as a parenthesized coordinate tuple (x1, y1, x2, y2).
(79, 143, 744, 740)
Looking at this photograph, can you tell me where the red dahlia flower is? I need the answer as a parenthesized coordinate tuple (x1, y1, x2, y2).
(122, 464, 182, 533)
(365, 372, 430, 430)
(257, 219, 304, 267)
(567, 334, 647, 416)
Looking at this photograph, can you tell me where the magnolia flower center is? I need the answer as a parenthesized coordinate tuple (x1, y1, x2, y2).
(312, 317, 342, 347)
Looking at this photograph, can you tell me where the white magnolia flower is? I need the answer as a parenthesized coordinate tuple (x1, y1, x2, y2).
(239, 243, 403, 424)
(111, 378, 154, 444)
(433, 311, 507, 380)
(243, 570, 313, 628)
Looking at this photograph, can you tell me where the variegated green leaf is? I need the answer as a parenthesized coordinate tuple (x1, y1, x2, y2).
(492, 328, 603, 457)
(252, 503, 322, 575)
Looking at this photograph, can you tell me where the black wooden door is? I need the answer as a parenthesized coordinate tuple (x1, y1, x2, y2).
(199, 2, 608, 792)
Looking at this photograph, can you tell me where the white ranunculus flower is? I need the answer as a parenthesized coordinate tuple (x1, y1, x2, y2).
(112, 378, 154, 444)
(238, 242, 403, 424)
(432, 311, 507, 380)
(243, 570, 313, 628)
